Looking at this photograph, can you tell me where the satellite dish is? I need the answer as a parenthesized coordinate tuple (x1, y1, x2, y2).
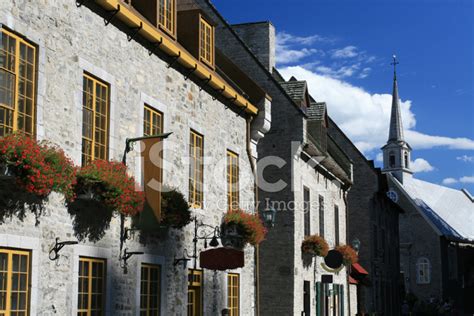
(324, 249, 343, 269)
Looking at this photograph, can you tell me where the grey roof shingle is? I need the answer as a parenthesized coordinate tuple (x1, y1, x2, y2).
(307, 101, 326, 121)
(279, 80, 307, 102)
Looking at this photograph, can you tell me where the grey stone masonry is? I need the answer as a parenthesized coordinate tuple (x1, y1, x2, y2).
(0, 0, 271, 315)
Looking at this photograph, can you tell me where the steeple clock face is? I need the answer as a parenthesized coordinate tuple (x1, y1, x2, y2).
(387, 190, 399, 203)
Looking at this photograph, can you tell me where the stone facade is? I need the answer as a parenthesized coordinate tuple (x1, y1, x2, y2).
(328, 119, 401, 315)
(207, 17, 354, 314)
(0, 0, 270, 315)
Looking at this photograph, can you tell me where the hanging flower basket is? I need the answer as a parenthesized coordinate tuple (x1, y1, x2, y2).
(301, 235, 329, 257)
(335, 244, 359, 265)
(0, 133, 76, 223)
(221, 209, 267, 249)
(160, 188, 192, 228)
(67, 160, 144, 241)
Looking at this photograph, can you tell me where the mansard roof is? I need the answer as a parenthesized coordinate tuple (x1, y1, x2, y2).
(390, 175, 474, 243)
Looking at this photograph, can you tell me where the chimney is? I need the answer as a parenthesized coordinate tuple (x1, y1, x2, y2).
(231, 21, 275, 71)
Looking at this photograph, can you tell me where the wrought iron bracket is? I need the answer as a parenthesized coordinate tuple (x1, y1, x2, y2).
(199, 75, 212, 91)
(212, 86, 225, 101)
(184, 64, 198, 80)
(121, 249, 144, 274)
(49, 237, 78, 261)
(127, 22, 143, 42)
(167, 51, 181, 68)
(236, 104, 248, 116)
(104, 5, 120, 26)
(226, 94, 238, 103)
(148, 39, 163, 56)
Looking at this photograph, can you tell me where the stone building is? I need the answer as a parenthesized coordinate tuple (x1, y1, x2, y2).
(0, 0, 271, 315)
(381, 63, 474, 313)
(328, 118, 402, 315)
(204, 15, 355, 312)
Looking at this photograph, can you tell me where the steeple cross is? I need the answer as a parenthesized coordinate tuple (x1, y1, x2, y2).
(391, 54, 399, 78)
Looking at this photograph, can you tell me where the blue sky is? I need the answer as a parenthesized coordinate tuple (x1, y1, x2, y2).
(213, 0, 474, 193)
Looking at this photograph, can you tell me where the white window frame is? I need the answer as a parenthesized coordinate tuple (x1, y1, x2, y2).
(416, 257, 431, 284)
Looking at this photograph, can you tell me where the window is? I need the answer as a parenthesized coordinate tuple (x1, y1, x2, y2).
(227, 273, 239, 316)
(0, 248, 30, 316)
(0, 28, 36, 137)
(144, 105, 163, 137)
(303, 187, 310, 236)
(404, 152, 409, 168)
(159, 0, 176, 36)
(416, 257, 431, 284)
(389, 152, 395, 168)
(334, 205, 340, 246)
(77, 257, 106, 316)
(140, 264, 161, 316)
(199, 17, 214, 67)
(81, 73, 109, 165)
(227, 151, 239, 210)
(189, 131, 203, 208)
(319, 195, 324, 238)
(187, 270, 202, 316)
(303, 281, 310, 316)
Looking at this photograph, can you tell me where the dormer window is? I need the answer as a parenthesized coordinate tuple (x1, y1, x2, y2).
(199, 16, 214, 67)
(124, 0, 176, 37)
(159, 0, 176, 36)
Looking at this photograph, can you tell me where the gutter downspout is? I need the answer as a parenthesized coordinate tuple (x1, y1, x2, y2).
(344, 187, 352, 316)
(246, 116, 259, 316)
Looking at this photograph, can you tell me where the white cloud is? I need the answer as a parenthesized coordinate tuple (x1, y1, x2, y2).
(331, 46, 358, 59)
(442, 175, 474, 185)
(315, 64, 360, 79)
(278, 66, 474, 153)
(457, 155, 474, 163)
(442, 178, 458, 185)
(410, 158, 435, 173)
(376, 153, 383, 162)
(275, 32, 325, 65)
(460, 176, 474, 183)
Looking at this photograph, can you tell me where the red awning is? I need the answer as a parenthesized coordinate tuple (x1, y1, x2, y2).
(349, 276, 358, 284)
(352, 263, 369, 275)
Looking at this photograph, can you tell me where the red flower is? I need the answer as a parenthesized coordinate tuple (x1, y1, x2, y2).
(223, 209, 267, 246)
(301, 235, 329, 257)
(335, 244, 358, 265)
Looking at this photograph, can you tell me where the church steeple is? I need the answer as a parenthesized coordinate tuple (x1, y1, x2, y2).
(388, 56, 405, 142)
(382, 55, 412, 183)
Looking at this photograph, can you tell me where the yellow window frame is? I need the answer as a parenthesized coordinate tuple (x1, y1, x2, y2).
(227, 151, 239, 210)
(77, 257, 106, 316)
(0, 248, 30, 316)
(189, 131, 204, 208)
(140, 263, 161, 316)
(227, 273, 239, 316)
(143, 105, 163, 137)
(81, 73, 109, 165)
(158, 0, 176, 37)
(187, 270, 202, 316)
(0, 28, 37, 137)
(199, 17, 214, 68)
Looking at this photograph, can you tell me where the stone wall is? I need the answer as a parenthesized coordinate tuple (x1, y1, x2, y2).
(0, 1, 259, 315)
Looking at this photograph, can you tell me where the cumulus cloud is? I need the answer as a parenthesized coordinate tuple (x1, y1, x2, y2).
(278, 66, 474, 153)
(442, 178, 458, 185)
(457, 155, 474, 162)
(442, 175, 474, 185)
(410, 158, 435, 173)
(331, 46, 358, 59)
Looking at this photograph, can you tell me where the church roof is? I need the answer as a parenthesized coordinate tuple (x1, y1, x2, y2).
(392, 175, 474, 242)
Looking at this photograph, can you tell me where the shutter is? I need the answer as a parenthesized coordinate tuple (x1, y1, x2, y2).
(316, 282, 321, 316)
(340, 285, 344, 316)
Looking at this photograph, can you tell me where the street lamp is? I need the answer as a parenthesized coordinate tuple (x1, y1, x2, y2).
(261, 206, 277, 228)
(351, 238, 361, 253)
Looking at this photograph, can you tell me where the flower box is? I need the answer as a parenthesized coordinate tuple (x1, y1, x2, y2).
(221, 209, 267, 249)
(301, 235, 329, 257)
